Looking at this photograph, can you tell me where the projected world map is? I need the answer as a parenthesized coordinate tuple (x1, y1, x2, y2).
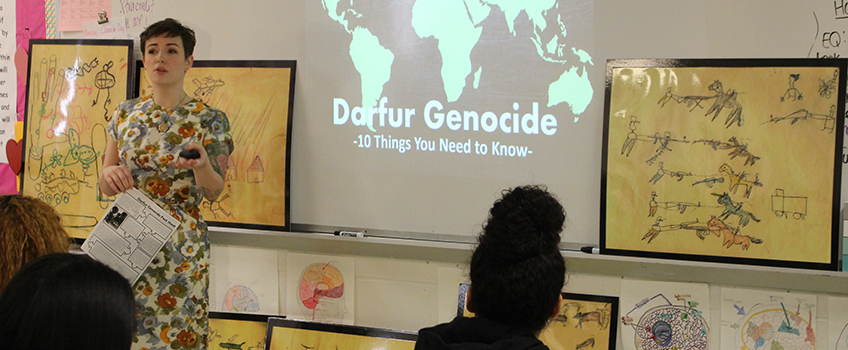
(320, 0, 594, 119)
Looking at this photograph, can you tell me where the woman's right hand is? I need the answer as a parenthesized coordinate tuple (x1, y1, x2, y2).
(101, 164, 134, 194)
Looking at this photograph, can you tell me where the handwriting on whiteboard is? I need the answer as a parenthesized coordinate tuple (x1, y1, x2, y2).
(116, 0, 156, 33)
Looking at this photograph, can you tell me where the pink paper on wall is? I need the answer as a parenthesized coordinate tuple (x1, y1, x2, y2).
(4, 0, 47, 194)
(58, 0, 109, 32)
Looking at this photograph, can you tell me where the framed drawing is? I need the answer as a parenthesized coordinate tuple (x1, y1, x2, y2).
(457, 284, 618, 350)
(22, 39, 134, 239)
(137, 60, 295, 231)
(264, 317, 416, 350)
(601, 58, 845, 270)
(209, 312, 276, 350)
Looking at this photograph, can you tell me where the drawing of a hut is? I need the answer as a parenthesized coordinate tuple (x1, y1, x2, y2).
(247, 156, 265, 183)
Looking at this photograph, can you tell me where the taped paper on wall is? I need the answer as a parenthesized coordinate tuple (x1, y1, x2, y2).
(81, 188, 178, 284)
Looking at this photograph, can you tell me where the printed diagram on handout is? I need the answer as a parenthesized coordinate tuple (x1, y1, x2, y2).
(82, 189, 178, 284)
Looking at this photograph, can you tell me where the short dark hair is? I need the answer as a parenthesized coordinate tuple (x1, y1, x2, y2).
(0, 253, 136, 350)
(469, 185, 566, 332)
(140, 18, 196, 59)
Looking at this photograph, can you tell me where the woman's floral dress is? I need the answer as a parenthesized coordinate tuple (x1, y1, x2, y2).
(108, 95, 234, 350)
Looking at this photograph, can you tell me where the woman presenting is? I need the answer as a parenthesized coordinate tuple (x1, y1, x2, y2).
(99, 18, 233, 350)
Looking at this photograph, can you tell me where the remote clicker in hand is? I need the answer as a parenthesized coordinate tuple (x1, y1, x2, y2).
(179, 149, 201, 160)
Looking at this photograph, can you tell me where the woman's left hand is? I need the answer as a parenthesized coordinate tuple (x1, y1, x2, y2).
(173, 143, 209, 170)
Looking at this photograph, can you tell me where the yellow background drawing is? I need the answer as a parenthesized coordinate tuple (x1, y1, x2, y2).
(140, 64, 292, 228)
(208, 316, 267, 350)
(605, 65, 839, 263)
(268, 326, 415, 350)
(541, 299, 613, 350)
(460, 288, 615, 350)
(23, 41, 132, 239)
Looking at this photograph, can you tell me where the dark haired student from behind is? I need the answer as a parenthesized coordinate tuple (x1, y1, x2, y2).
(415, 185, 567, 350)
(0, 253, 135, 350)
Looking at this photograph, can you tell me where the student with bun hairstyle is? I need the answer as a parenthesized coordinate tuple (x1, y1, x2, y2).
(0, 253, 135, 350)
(416, 185, 566, 350)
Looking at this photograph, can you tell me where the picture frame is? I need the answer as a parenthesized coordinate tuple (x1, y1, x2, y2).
(264, 317, 416, 350)
(456, 284, 619, 350)
(601, 58, 845, 270)
(137, 60, 296, 231)
(209, 312, 277, 350)
(21, 39, 134, 240)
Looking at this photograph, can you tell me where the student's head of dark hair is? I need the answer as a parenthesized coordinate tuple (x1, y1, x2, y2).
(140, 18, 196, 59)
(0, 194, 70, 292)
(0, 253, 136, 350)
(468, 185, 566, 332)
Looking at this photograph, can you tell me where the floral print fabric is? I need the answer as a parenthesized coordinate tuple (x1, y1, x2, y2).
(108, 95, 233, 350)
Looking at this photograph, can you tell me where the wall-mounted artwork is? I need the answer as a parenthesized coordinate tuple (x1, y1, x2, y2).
(720, 287, 816, 350)
(265, 317, 416, 350)
(619, 279, 710, 350)
(208, 312, 274, 350)
(828, 295, 848, 350)
(137, 60, 295, 231)
(285, 252, 355, 325)
(601, 58, 845, 270)
(210, 246, 280, 315)
(22, 39, 134, 239)
(457, 284, 618, 350)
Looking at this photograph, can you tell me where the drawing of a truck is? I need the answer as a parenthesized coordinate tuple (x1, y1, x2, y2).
(771, 189, 806, 220)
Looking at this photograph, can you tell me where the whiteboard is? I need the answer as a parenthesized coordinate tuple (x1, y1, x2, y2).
(60, 0, 848, 245)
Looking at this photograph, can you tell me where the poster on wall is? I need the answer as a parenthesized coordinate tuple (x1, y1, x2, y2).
(720, 287, 816, 350)
(601, 58, 845, 270)
(457, 284, 618, 350)
(828, 295, 848, 350)
(619, 279, 710, 350)
(210, 245, 280, 315)
(137, 60, 295, 231)
(208, 312, 273, 350)
(265, 317, 416, 350)
(22, 39, 133, 239)
(285, 252, 354, 325)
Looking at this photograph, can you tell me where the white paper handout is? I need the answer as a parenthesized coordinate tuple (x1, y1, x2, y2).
(82, 188, 178, 284)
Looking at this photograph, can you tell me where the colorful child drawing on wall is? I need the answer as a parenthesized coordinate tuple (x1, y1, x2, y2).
(221, 285, 260, 313)
(621, 294, 709, 350)
(298, 263, 346, 322)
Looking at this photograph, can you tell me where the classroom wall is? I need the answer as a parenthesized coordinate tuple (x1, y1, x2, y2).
(207, 232, 848, 350)
(44, 1, 848, 348)
(50, 0, 848, 245)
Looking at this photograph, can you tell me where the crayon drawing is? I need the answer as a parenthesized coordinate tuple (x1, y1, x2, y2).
(619, 279, 710, 350)
(138, 60, 295, 231)
(22, 39, 133, 239)
(828, 296, 848, 350)
(210, 245, 279, 315)
(285, 253, 355, 325)
(266, 318, 416, 350)
(457, 284, 618, 350)
(720, 287, 816, 350)
(602, 59, 845, 270)
(208, 313, 270, 350)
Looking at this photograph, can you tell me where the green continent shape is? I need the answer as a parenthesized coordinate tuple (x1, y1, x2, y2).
(548, 64, 593, 115)
(349, 27, 395, 131)
(412, 0, 484, 102)
(489, 0, 556, 35)
(322, 0, 394, 131)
